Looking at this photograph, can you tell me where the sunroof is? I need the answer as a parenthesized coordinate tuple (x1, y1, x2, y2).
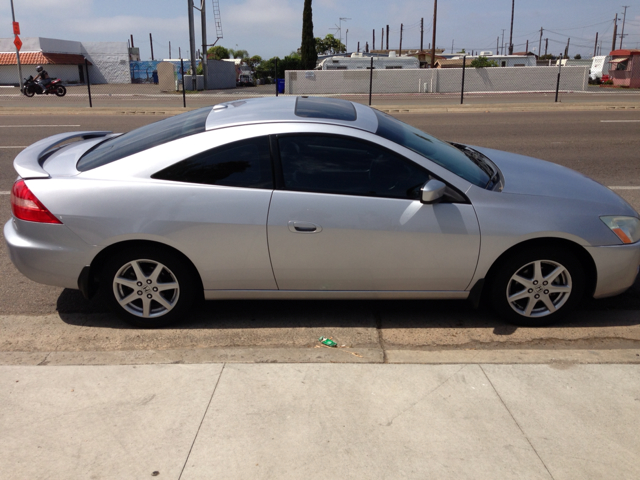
(294, 97, 357, 121)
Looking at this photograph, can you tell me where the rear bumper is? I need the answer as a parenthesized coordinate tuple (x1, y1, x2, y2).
(586, 243, 640, 298)
(4, 218, 96, 290)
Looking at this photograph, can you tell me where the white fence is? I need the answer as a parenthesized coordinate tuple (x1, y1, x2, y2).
(285, 66, 589, 95)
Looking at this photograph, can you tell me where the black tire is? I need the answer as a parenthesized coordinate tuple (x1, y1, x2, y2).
(489, 247, 586, 327)
(101, 246, 199, 328)
(23, 86, 35, 97)
(55, 85, 67, 97)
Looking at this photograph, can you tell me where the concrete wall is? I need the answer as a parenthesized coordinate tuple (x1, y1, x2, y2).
(207, 59, 236, 89)
(82, 42, 130, 84)
(285, 66, 589, 94)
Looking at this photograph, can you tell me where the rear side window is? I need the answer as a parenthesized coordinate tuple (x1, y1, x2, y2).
(77, 107, 211, 171)
(152, 136, 273, 189)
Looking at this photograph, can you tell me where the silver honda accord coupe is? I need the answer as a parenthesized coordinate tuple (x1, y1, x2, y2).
(5, 97, 640, 327)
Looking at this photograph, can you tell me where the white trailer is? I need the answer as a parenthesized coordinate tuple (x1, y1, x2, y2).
(318, 52, 419, 70)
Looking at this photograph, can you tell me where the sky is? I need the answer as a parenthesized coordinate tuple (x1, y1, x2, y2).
(3, 0, 639, 60)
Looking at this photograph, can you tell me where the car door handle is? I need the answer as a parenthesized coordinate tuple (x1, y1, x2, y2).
(288, 221, 322, 233)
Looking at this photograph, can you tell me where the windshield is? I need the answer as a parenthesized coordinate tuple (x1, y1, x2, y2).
(374, 110, 490, 187)
(77, 107, 212, 171)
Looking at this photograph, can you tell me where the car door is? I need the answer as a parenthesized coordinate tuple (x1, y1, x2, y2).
(267, 134, 480, 292)
(151, 135, 277, 290)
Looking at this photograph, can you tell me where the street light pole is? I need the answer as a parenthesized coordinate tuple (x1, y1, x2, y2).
(10, 0, 24, 91)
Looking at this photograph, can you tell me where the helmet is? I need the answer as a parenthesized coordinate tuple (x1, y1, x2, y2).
(36, 66, 43, 73)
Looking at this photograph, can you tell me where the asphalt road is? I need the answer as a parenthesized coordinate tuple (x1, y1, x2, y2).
(1, 110, 639, 363)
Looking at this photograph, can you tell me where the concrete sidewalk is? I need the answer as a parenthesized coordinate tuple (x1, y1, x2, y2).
(1, 363, 639, 479)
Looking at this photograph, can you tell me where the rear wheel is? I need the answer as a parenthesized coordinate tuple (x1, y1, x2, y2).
(102, 247, 198, 328)
(490, 247, 585, 326)
(55, 85, 67, 97)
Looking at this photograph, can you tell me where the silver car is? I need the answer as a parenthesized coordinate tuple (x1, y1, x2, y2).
(5, 97, 640, 328)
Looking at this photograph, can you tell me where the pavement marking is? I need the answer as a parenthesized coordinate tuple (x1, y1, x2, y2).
(0, 146, 27, 149)
(0, 125, 81, 127)
(0, 191, 10, 195)
(600, 120, 640, 123)
(609, 186, 640, 190)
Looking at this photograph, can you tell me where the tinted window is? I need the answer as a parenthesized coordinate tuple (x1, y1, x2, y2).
(374, 109, 490, 187)
(77, 107, 211, 171)
(279, 135, 429, 200)
(294, 97, 357, 121)
(152, 136, 273, 189)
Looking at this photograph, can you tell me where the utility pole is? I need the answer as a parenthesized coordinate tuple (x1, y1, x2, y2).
(399, 24, 403, 55)
(10, 0, 23, 90)
(386, 25, 390, 50)
(545, 38, 548, 56)
(612, 14, 618, 52)
(430, 0, 437, 68)
(149, 33, 154, 60)
(451, 39, 454, 54)
(501, 29, 505, 55)
(620, 6, 630, 49)
(357, 41, 360, 53)
(373, 29, 375, 50)
(496, 37, 499, 55)
(525, 40, 528, 53)
(593, 33, 598, 57)
(538, 28, 543, 58)
(169, 41, 172, 59)
(508, 0, 515, 55)
(420, 18, 424, 51)
(346, 29, 349, 52)
(564, 38, 570, 58)
(199, 0, 208, 90)
(381, 28, 384, 51)
(187, 0, 197, 91)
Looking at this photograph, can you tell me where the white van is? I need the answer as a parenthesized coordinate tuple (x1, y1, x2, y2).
(590, 56, 611, 81)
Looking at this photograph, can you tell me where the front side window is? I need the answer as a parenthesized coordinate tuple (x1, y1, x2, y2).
(278, 135, 430, 200)
(152, 136, 273, 189)
(374, 110, 490, 188)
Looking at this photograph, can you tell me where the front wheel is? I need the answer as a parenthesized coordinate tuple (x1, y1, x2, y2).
(23, 86, 35, 97)
(55, 85, 66, 97)
(490, 247, 586, 327)
(101, 247, 199, 328)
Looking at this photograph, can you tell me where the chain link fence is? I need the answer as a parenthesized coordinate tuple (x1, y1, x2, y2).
(0, 57, 623, 110)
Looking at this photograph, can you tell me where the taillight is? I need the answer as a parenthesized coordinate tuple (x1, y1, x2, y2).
(11, 179, 62, 224)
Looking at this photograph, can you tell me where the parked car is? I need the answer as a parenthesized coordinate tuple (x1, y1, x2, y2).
(5, 97, 640, 327)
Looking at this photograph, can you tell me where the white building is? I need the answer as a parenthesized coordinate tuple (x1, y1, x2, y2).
(0, 37, 130, 85)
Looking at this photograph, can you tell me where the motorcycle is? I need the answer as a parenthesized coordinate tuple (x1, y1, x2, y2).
(22, 75, 67, 97)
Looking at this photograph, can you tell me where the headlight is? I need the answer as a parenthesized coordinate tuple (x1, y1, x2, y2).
(600, 216, 640, 244)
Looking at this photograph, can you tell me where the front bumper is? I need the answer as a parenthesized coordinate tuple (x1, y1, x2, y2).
(4, 218, 96, 290)
(587, 242, 640, 298)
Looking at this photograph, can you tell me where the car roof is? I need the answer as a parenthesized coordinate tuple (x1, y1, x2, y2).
(204, 96, 379, 134)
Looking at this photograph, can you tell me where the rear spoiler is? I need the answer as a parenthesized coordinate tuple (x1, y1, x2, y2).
(13, 131, 112, 179)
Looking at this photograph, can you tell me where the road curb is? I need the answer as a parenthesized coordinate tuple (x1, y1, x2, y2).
(2, 346, 639, 366)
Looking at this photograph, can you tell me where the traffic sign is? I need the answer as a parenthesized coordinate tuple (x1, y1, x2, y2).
(14, 35, 22, 51)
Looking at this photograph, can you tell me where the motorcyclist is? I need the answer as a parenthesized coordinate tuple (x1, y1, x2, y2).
(34, 66, 51, 93)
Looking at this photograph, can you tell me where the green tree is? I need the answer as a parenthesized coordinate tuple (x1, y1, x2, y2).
(470, 56, 498, 68)
(574, 54, 582, 60)
(229, 48, 249, 59)
(244, 55, 263, 71)
(207, 45, 230, 60)
(255, 53, 304, 80)
(315, 34, 346, 55)
(301, 0, 317, 69)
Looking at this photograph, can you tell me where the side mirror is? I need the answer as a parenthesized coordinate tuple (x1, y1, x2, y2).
(420, 179, 446, 204)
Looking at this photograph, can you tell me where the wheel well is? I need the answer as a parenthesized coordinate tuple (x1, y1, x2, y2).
(82, 240, 204, 300)
(482, 238, 598, 301)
